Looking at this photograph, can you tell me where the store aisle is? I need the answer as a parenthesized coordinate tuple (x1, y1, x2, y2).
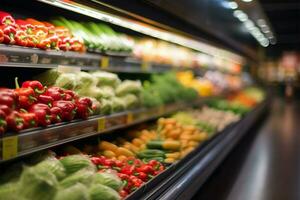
(193, 99, 300, 200)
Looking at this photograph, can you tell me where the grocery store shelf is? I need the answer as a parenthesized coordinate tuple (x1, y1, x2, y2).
(0, 45, 188, 74)
(0, 98, 208, 163)
(126, 98, 269, 200)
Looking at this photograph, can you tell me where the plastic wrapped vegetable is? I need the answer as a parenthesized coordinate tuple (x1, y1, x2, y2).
(0, 183, 20, 200)
(121, 94, 140, 109)
(60, 155, 96, 175)
(75, 71, 95, 89)
(92, 172, 122, 191)
(91, 71, 121, 88)
(111, 97, 125, 112)
(89, 184, 120, 200)
(100, 98, 112, 114)
(35, 69, 61, 86)
(60, 169, 95, 188)
(18, 166, 58, 200)
(54, 183, 89, 200)
(76, 86, 103, 100)
(55, 73, 77, 90)
(115, 80, 142, 96)
(99, 86, 115, 99)
(35, 157, 66, 180)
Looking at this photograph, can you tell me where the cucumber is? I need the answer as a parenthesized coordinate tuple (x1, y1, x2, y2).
(142, 157, 165, 163)
(147, 140, 181, 151)
(136, 149, 165, 159)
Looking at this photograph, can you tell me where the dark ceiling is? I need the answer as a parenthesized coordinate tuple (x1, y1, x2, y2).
(260, 0, 300, 56)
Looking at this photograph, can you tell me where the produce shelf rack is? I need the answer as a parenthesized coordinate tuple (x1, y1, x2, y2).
(0, 98, 210, 163)
(125, 97, 270, 200)
(0, 45, 233, 75)
(0, 45, 187, 73)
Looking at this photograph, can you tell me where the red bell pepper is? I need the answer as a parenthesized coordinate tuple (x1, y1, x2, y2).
(129, 175, 143, 188)
(16, 19, 35, 35)
(26, 35, 39, 47)
(28, 103, 51, 126)
(120, 165, 135, 176)
(36, 37, 51, 50)
(6, 111, 24, 132)
(48, 35, 60, 50)
(42, 21, 55, 35)
(0, 88, 18, 109)
(119, 190, 128, 199)
(15, 29, 28, 47)
(58, 36, 72, 51)
(52, 100, 76, 121)
(136, 172, 148, 182)
(63, 89, 78, 100)
(15, 78, 37, 108)
(0, 28, 4, 43)
(0, 105, 12, 115)
(136, 165, 154, 174)
(45, 87, 65, 101)
(19, 109, 37, 128)
(37, 95, 53, 107)
(26, 18, 48, 34)
(70, 37, 85, 52)
(22, 80, 45, 95)
(50, 106, 62, 123)
(1, 25, 16, 44)
(75, 97, 93, 119)
(54, 26, 71, 38)
(0, 109, 7, 134)
(0, 11, 15, 26)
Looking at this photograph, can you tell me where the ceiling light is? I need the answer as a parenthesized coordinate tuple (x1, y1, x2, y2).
(233, 10, 248, 22)
(228, 2, 238, 9)
(242, 0, 253, 2)
(244, 20, 255, 30)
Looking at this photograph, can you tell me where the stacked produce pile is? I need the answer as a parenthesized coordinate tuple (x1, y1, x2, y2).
(0, 78, 96, 134)
(208, 87, 265, 115)
(52, 17, 133, 53)
(133, 38, 197, 67)
(142, 72, 198, 107)
(0, 11, 85, 51)
(0, 154, 126, 200)
(176, 71, 214, 97)
(37, 70, 143, 114)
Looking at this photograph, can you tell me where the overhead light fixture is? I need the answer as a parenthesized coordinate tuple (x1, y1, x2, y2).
(233, 10, 248, 22)
(228, 2, 238, 9)
(242, 0, 253, 2)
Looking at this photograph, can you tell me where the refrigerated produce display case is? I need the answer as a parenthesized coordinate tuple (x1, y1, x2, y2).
(0, 0, 276, 200)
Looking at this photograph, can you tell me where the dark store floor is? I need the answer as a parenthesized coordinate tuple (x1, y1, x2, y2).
(193, 98, 300, 200)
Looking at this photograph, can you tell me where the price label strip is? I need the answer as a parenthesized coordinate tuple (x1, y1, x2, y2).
(97, 118, 106, 132)
(141, 61, 150, 71)
(159, 105, 165, 115)
(127, 112, 134, 124)
(101, 56, 110, 69)
(2, 136, 18, 160)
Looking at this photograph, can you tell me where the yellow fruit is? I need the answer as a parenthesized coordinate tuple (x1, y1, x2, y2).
(98, 141, 118, 152)
(118, 155, 127, 161)
(117, 147, 134, 157)
(132, 138, 144, 147)
(103, 150, 116, 158)
(164, 158, 176, 163)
